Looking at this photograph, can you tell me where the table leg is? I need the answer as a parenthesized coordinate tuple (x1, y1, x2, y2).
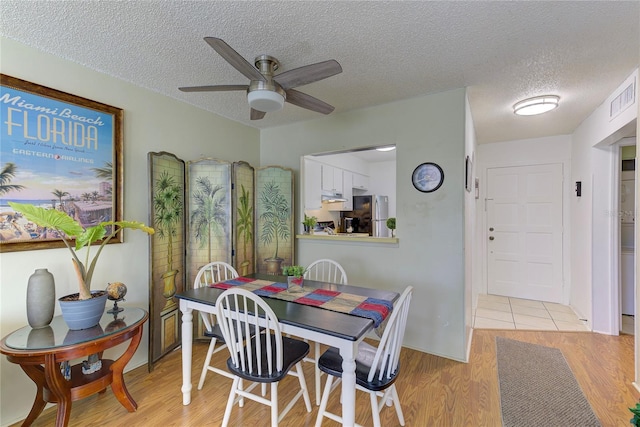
(180, 301, 193, 405)
(110, 324, 144, 411)
(44, 354, 72, 427)
(339, 341, 358, 427)
(20, 365, 47, 426)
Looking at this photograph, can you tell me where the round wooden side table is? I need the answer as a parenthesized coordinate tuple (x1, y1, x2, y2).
(0, 307, 148, 427)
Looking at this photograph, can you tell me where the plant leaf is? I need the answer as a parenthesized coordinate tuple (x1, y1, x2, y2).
(76, 225, 107, 250)
(9, 202, 84, 237)
(107, 220, 155, 235)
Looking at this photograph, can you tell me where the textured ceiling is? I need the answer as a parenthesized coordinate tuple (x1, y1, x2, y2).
(1, 1, 638, 144)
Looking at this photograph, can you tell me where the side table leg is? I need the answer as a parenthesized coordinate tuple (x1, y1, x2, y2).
(110, 324, 144, 411)
(44, 354, 72, 427)
(20, 365, 47, 426)
(180, 301, 193, 405)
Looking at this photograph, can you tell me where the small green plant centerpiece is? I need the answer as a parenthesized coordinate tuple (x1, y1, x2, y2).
(9, 202, 154, 329)
(302, 214, 317, 234)
(282, 265, 306, 292)
(386, 217, 396, 237)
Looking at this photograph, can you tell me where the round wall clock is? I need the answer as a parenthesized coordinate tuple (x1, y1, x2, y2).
(412, 162, 444, 193)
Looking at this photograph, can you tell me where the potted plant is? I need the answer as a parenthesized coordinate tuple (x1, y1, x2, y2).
(386, 217, 396, 237)
(9, 202, 154, 329)
(282, 265, 306, 291)
(259, 181, 290, 274)
(302, 214, 317, 234)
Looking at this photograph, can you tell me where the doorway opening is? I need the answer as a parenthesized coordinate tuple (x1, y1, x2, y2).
(619, 142, 636, 335)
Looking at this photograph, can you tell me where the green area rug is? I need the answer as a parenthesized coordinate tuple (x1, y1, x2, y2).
(496, 337, 601, 427)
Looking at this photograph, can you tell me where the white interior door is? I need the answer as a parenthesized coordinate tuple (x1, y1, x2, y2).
(486, 163, 563, 302)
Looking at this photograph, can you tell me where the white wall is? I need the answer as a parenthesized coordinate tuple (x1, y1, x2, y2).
(0, 38, 260, 426)
(572, 69, 638, 334)
(260, 89, 470, 361)
(475, 135, 573, 308)
(464, 94, 477, 360)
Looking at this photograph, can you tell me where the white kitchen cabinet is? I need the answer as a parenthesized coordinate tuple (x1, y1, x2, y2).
(352, 172, 369, 191)
(342, 171, 353, 210)
(304, 158, 322, 209)
(327, 170, 352, 211)
(321, 164, 343, 193)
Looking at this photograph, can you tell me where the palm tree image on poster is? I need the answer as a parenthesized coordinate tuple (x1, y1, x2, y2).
(0, 163, 25, 195)
(153, 171, 183, 311)
(256, 171, 293, 275)
(92, 161, 113, 181)
(51, 189, 69, 210)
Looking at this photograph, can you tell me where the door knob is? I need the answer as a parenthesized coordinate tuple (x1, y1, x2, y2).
(489, 236, 495, 241)
(489, 227, 494, 231)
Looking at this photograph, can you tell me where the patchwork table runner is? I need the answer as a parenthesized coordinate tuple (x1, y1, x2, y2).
(211, 277, 393, 328)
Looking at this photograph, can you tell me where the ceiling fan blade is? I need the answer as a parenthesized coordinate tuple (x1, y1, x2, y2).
(204, 37, 266, 82)
(285, 89, 335, 114)
(274, 60, 342, 90)
(250, 109, 266, 120)
(179, 85, 248, 92)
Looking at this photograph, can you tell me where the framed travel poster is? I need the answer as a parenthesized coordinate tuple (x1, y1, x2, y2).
(0, 74, 123, 252)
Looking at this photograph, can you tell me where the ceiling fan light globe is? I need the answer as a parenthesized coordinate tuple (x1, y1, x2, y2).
(248, 90, 285, 113)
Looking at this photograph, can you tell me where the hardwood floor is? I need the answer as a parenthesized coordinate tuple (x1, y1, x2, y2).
(12, 329, 637, 426)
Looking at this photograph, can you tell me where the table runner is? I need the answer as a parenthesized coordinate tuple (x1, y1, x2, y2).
(211, 277, 393, 327)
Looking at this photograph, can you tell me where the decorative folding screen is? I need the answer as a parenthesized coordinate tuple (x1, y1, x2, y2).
(255, 166, 294, 275)
(186, 158, 233, 286)
(147, 155, 293, 368)
(232, 161, 255, 276)
(148, 152, 186, 368)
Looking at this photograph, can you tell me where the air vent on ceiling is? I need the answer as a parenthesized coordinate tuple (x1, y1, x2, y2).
(610, 78, 636, 120)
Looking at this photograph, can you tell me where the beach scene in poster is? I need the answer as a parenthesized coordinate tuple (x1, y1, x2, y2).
(0, 84, 115, 242)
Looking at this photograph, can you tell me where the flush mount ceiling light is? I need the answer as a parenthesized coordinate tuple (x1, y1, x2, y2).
(513, 95, 560, 116)
(247, 88, 285, 113)
(376, 145, 396, 152)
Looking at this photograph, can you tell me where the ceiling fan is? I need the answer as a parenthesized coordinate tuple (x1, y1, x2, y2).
(179, 37, 343, 120)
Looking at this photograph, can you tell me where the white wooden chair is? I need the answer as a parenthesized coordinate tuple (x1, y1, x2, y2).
(314, 286, 413, 427)
(303, 258, 348, 405)
(304, 259, 348, 285)
(216, 288, 312, 427)
(194, 261, 239, 390)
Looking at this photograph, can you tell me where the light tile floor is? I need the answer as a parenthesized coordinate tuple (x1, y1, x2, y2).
(474, 294, 590, 331)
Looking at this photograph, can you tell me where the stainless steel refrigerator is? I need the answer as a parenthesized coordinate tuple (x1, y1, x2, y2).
(347, 195, 389, 237)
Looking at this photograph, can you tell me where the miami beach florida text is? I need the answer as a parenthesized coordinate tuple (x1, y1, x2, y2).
(1, 92, 105, 164)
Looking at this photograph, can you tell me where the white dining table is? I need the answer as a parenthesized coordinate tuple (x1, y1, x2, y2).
(176, 273, 398, 427)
